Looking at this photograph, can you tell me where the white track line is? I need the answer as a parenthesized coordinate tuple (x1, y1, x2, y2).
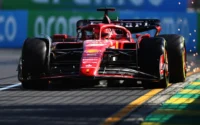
(0, 83, 21, 91)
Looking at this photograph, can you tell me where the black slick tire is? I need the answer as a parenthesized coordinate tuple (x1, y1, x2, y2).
(20, 38, 49, 89)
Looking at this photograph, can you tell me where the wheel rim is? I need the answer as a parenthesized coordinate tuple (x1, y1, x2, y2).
(165, 50, 169, 87)
(182, 47, 186, 79)
(18, 58, 23, 81)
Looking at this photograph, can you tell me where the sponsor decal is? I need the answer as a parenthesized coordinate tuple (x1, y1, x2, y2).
(85, 64, 92, 67)
(86, 43, 105, 47)
(82, 58, 98, 61)
(86, 49, 99, 53)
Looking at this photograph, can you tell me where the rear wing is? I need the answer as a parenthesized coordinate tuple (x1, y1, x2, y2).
(76, 19, 160, 34)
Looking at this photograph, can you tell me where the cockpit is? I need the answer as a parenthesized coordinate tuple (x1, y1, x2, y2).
(77, 24, 132, 41)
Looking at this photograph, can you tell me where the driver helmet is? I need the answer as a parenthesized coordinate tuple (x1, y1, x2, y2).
(101, 28, 112, 39)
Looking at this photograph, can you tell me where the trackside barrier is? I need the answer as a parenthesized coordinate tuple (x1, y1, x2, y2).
(27, 11, 118, 37)
(0, 10, 198, 52)
(2, 0, 188, 12)
(0, 10, 118, 48)
(0, 11, 28, 48)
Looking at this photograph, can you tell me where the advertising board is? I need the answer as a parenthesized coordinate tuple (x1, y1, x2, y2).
(2, 0, 187, 12)
(0, 11, 28, 48)
(28, 11, 118, 37)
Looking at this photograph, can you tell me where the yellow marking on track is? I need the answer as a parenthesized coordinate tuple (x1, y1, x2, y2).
(141, 122, 193, 125)
(190, 82, 200, 86)
(101, 89, 163, 125)
(165, 98, 197, 104)
(167, 83, 171, 87)
(153, 109, 200, 116)
(179, 89, 200, 94)
(141, 122, 161, 125)
(101, 71, 199, 125)
(141, 71, 200, 125)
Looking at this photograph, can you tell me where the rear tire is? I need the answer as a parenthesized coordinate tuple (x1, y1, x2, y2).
(158, 34, 186, 83)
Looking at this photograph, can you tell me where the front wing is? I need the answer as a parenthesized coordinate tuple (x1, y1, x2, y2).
(19, 48, 163, 82)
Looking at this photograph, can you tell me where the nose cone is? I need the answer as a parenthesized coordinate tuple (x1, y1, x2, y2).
(80, 66, 97, 76)
(80, 53, 102, 76)
(80, 40, 112, 76)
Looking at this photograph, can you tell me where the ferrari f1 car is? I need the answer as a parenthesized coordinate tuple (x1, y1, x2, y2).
(17, 8, 187, 89)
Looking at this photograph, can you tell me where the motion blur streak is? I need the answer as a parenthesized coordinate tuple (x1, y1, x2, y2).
(0, 82, 21, 91)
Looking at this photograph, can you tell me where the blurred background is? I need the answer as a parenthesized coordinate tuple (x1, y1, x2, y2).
(0, 0, 199, 53)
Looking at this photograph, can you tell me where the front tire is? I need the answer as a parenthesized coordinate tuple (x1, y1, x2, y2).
(20, 38, 49, 89)
(139, 37, 169, 89)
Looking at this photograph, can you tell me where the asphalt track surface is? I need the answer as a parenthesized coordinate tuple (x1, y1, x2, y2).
(0, 49, 199, 125)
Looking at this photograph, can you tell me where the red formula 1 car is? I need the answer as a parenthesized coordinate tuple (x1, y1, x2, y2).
(17, 8, 187, 89)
